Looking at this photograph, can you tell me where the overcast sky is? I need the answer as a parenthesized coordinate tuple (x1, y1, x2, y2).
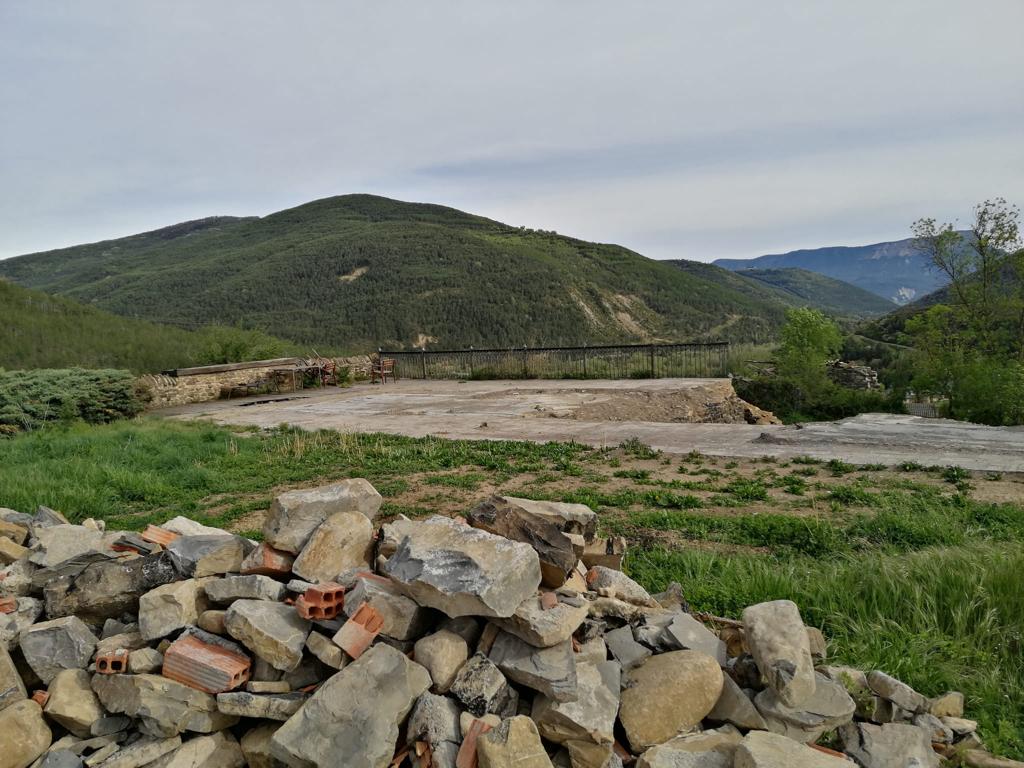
(2, 2, 1022, 262)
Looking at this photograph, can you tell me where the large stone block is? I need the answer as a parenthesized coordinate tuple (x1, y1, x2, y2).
(225, 600, 310, 672)
(20, 616, 98, 684)
(292, 511, 374, 584)
(0, 699, 51, 768)
(262, 480, 383, 554)
(532, 661, 619, 746)
(44, 669, 104, 737)
(742, 600, 816, 708)
(489, 631, 577, 702)
(139, 579, 209, 641)
(734, 730, 851, 767)
(92, 673, 238, 738)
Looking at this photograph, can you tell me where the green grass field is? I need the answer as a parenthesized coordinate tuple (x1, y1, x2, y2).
(1, 418, 1021, 756)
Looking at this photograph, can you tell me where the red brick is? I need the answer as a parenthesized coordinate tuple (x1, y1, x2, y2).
(240, 542, 295, 576)
(162, 634, 251, 694)
(296, 582, 345, 620)
(333, 602, 384, 660)
(455, 718, 492, 768)
(31, 690, 49, 707)
(0, 596, 16, 614)
(139, 524, 179, 547)
(539, 591, 558, 610)
(95, 648, 130, 675)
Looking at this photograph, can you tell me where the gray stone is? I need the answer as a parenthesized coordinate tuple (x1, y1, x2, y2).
(0, 643, 27, 711)
(449, 653, 515, 717)
(477, 716, 554, 768)
(603, 625, 651, 671)
(637, 726, 742, 768)
(161, 517, 234, 538)
(262, 480, 383, 554)
(90, 715, 131, 736)
(304, 631, 345, 670)
(941, 715, 979, 736)
(866, 670, 927, 713)
(91, 673, 237, 738)
(734, 730, 851, 767)
(126, 648, 163, 675)
(662, 612, 727, 665)
(0, 560, 37, 598)
(576, 636, 608, 665)
(95, 630, 147, 656)
(838, 722, 940, 768)
(344, 574, 435, 641)
(95, 737, 181, 768)
(224, 600, 310, 672)
(564, 741, 619, 768)
(754, 671, 856, 743)
(406, 691, 461, 746)
(197, 610, 227, 634)
(496, 497, 598, 541)
(581, 537, 627, 570)
(37, 750, 84, 768)
(490, 593, 589, 648)
(532, 661, 620, 746)
(20, 616, 98, 684)
(413, 629, 468, 693)
(0, 699, 51, 768)
(139, 579, 208, 641)
(166, 535, 246, 578)
(913, 712, 953, 743)
(29, 525, 104, 568)
(292, 511, 373, 583)
(382, 516, 541, 618)
(44, 669, 104, 737)
(271, 644, 429, 768)
(216, 692, 307, 721)
(148, 731, 245, 768)
(586, 566, 656, 607)
(42, 553, 178, 622)
(489, 631, 577, 701)
(707, 673, 768, 730)
(240, 724, 282, 768)
(742, 600, 815, 708)
(620, 651, 723, 752)
(0, 596, 43, 649)
(203, 575, 286, 604)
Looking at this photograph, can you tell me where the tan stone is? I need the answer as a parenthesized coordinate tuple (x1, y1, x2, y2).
(44, 669, 104, 737)
(0, 536, 29, 564)
(292, 511, 373, 583)
(0, 699, 51, 768)
(0, 519, 28, 546)
(139, 579, 209, 641)
(477, 716, 554, 768)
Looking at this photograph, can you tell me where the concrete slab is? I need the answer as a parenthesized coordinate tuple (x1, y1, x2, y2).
(162, 380, 1024, 473)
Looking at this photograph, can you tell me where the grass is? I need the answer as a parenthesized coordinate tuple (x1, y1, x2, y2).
(1, 418, 1021, 755)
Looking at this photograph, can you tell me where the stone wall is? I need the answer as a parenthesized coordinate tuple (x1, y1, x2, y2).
(138, 355, 375, 410)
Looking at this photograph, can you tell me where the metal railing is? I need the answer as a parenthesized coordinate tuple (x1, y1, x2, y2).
(380, 342, 730, 380)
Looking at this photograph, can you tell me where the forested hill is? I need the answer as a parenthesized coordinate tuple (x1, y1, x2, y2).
(0, 195, 804, 349)
(731, 268, 896, 316)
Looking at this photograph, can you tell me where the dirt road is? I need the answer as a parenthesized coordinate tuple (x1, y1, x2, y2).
(163, 379, 1024, 472)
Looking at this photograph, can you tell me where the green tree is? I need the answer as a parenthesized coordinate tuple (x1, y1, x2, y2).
(195, 326, 289, 365)
(776, 307, 842, 391)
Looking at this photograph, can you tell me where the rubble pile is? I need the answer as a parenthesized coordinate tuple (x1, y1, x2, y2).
(826, 361, 881, 391)
(0, 482, 1015, 768)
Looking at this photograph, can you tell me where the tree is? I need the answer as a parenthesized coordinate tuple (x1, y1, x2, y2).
(776, 307, 842, 388)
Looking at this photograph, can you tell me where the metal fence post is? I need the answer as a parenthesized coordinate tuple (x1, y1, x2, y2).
(420, 348, 426, 379)
(649, 345, 655, 378)
(582, 344, 588, 378)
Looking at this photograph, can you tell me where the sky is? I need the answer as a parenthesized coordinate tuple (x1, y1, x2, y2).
(1, 1, 1022, 262)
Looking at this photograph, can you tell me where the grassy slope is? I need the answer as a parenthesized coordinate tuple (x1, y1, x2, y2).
(0, 279, 202, 371)
(0, 418, 1021, 756)
(736, 267, 896, 316)
(0, 195, 798, 349)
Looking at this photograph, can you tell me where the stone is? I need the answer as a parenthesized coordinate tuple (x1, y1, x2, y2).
(344, 574, 435, 640)
(576, 636, 608, 665)
(203, 575, 286, 604)
(166, 535, 246, 578)
(741, 600, 815, 708)
(581, 537, 627, 570)
(706, 673, 768, 730)
(197, 610, 227, 634)
(491, 592, 589, 648)
(532, 661, 620, 746)
(413, 629, 468, 693)
(565, 741, 617, 768)
(734, 730, 851, 767)
(96, 630, 148, 656)
(662, 612, 728, 665)
(913, 712, 953, 743)
(262, 480, 383, 554)
(407, 691, 461, 746)
(240, 724, 281, 768)
(271, 643, 429, 768)
(149, 731, 245, 768)
(468, 496, 577, 587)
(382, 516, 541, 618)
(449, 653, 515, 717)
(0, 596, 43, 649)
(161, 517, 234, 538)
(95, 736, 181, 768)
(754, 671, 856, 743)
(90, 715, 131, 736)
(0, 518, 28, 546)
(942, 716, 979, 735)
(619, 651, 723, 752)
(42, 552, 178, 622)
(292, 511, 374, 583)
(139, 579, 208, 641)
(36, 750, 83, 768)
(805, 627, 827, 661)
(240, 543, 295, 577)
(866, 670, 927, 713)
(838, 722, 940, 768)
(216, 691, 307, 720)
(0, 643, 28, 710)
(0, 536, 29, 564)
(496, 497, 598, 541)
(489, 631, 577, 702)
(44, 669, 104, 737)
(929, 690, 964, 718)
(91, 673, 238, 738)
(477, 716, 554, 768)
(20, 616, 98, 684)
(0, 699, 52, 768)
(29, 525, 105, 568)
(960, 750, 1024, 768)
(586, 567, 656, 607)
(637, 726, 743, 768)
(304, 631, 346, 670)
(247, 680, 291, 693)
(224, 600, 310, 672)
(0, 560, 37, 598)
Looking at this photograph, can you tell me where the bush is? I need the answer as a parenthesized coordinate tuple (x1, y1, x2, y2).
(0, 368, 143, 435)
(735, 375, 905, 423)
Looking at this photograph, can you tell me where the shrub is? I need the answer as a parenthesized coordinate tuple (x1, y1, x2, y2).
(0, 368, 143, 434)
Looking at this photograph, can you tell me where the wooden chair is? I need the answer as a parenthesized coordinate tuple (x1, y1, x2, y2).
(371, 357, 395, 384)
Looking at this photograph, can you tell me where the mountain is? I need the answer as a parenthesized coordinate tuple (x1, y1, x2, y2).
(713, 237, 950, 304)
(0, 195, 810, 349)
(0, 279, 201, 371)
(731, 268, 896, 316)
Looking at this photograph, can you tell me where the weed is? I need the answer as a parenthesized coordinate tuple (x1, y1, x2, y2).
(618, 437, 661, 460)
(826, 459, 856, 476)
(613, 469, 651, 481)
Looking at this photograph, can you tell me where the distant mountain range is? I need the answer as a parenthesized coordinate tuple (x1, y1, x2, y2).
(714, 237, 951, 304)
(0, 195, 893, 355)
